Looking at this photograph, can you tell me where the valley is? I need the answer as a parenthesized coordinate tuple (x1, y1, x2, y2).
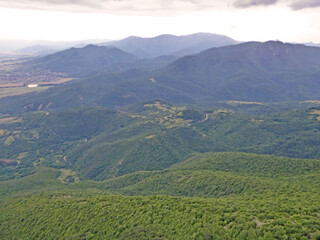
(0, 58, 70, 86)
(0, 33, 320, 239)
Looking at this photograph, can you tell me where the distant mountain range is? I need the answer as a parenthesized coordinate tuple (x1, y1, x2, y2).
(21, 32, 239, 75)
(1, 33, 237, 57)
(155, 40, 320, 102)
(2, 34, 319, 57)
(100, 33, 239, 58)
(2, 40, 320, 113)
(302, 42, 320, 47)
(0, 39, 109, 55)
(24, 44, 178, 76)
(16, 45, 61, 56)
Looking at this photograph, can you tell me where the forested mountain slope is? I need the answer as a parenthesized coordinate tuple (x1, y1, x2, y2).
(1, 151, 320, 239)
(1, 101, 320, 181)
(2, 41, 320, 114)
(155, 41, 320, 102)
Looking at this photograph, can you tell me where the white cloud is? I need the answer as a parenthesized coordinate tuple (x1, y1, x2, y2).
(0, 0, 319, 43)
(233, 0, 278, 8)
(1, 0, 319, 14)
(0, 0, 227, 14)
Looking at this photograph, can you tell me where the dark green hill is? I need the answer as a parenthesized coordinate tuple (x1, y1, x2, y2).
(2, 188, 319, 240)
(172, 152, 320, 177)
(1, 151, 320, 239)
(29, 45, 138, 76)
(2, 152, 320, 199)
(82, 152, 320, 197)
(0, 167, 64, 196)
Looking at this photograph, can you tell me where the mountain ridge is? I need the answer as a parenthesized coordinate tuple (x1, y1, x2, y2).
(1, 41, 320, 114)
(155, 40, 320, 102)
(101, 32, 239, 58)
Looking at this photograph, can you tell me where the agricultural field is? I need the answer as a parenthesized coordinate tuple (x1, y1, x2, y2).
(0, 86, 50, 99)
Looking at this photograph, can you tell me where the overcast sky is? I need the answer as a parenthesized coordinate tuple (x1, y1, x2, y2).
(0, 0, 319, 43)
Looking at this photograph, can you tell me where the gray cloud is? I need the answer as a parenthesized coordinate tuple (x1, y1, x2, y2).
(0, 0, 319, 13)
(290, 0, 320, 10)
(0, 0, 110, 10)
(233, 0, 278, 8)
(0, 0, 226, 14)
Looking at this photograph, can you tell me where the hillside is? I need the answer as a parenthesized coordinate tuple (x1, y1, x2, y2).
(0, 107, 134, 180)
(1, 152, 320, 239)
(1, 41, 320, 114)
(1, 102, 320, 239)
(64, 102, 320, 180)
(1, 101, 320, 181)
(83, 152, 320, 197)
(102, 33, 238, 58)
(155, 41, 320, 102)
(2, 152, 320, 197)
(28, 45, 138, 76)
(1, 189, 319, 240)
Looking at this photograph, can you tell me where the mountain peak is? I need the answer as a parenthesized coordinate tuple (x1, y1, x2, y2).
(83, 44, 99, 48)
(264, 40, 284, 44)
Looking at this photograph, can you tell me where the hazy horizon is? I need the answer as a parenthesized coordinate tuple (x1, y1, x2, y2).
(1, 32, 319, 53)
(0, 32, 319, 44)
(0, 0, 319, 44)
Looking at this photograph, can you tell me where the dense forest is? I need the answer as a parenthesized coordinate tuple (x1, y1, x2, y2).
(1, 151, 320, 239)
(1, 99, 320, 240)
(1, 101, 320, 181)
